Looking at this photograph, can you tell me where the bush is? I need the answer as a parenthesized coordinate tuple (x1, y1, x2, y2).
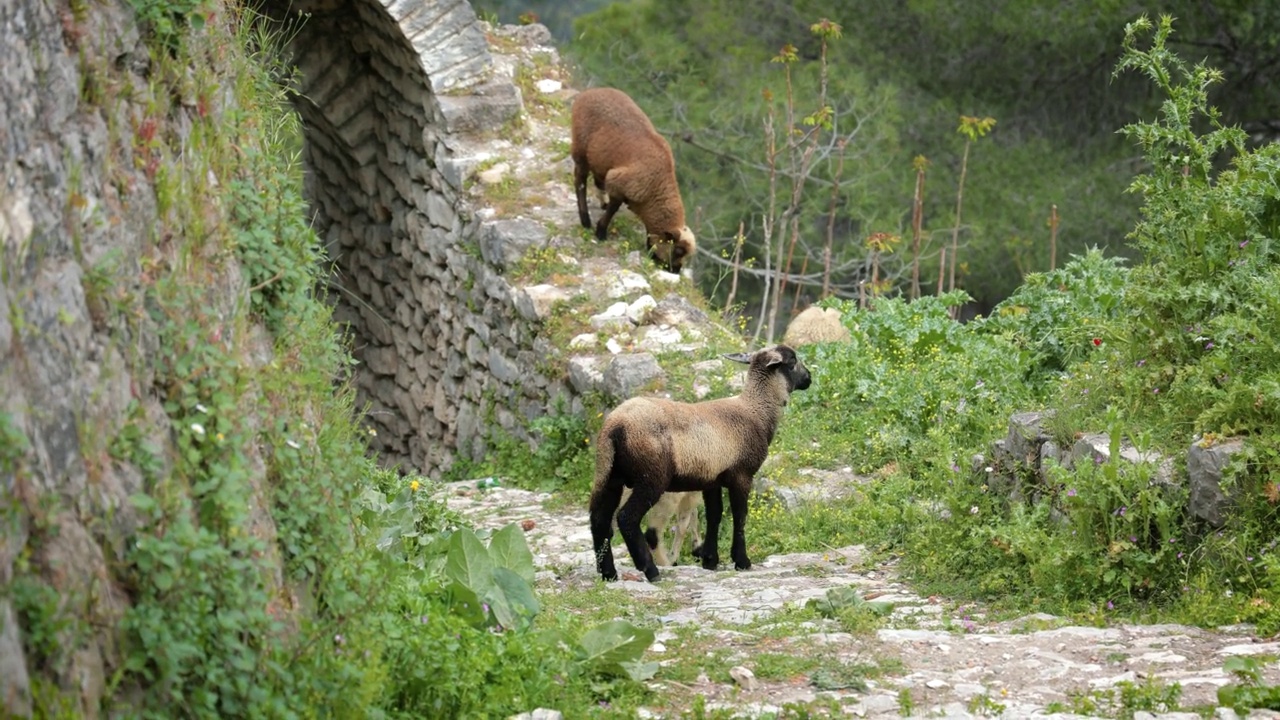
(787, 292, 1039, 475)
(974, 248, 1129, 378)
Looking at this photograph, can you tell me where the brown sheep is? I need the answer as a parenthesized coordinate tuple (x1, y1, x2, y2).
(782, 306, 851, 346)
(570, 87, 696, 273)
(589, 345, 812, 582)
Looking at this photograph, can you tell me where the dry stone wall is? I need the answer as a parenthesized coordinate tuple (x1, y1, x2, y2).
(263, 0, 581, 477)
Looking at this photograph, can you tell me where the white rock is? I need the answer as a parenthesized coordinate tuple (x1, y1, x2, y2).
(535, 78, 563, 94)
(650, 642, 666, 653)
(478, 162, 510, 185)
(1219, 641, 1280, 656)
(638, 326, 683, 351)
(590, 301, 631, 329)
(729, 665, 757, 691)
(652, 270, 681, 284)
(925, 679, 950, 689)
(568, 333, 597, 350)
(607, 270, 651, 298)
(517, 284, 571, 321)
(606, 338, 624, 355)
(626, 294, 656, 324)
(1089, 670, 1137, 688)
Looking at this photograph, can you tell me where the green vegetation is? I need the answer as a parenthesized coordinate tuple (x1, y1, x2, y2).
(568, 1, 1280, 322)
(748, 16, 1280, 630)
(11, 3, 665, 717)
(14, 0, 1280, 715)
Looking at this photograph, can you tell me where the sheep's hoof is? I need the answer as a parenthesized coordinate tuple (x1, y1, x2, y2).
(644, 566, 660, 582)
(601, 570, 619, 582)
(700, 556, 719, 571)
(734, 559, 752, 571)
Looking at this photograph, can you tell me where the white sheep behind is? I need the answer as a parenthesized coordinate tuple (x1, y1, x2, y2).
(570, 87, 697, 273)
(782, 306, 851, 346)
(589, 345, 812, 582)
(615, 488, 703, 566)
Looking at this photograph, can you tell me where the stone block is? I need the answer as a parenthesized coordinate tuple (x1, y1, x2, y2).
(478, 218, 549, 270)
(436, 80, 523, 134)
(516, 284, 571, 322)
(626, 294, 656, 324)
(606, 270, 651, 299)
(603, 353, 663, 399)
(1006, 410, 1054, 466)
(568, 357, 603, 394)
(1188, 437, 1246, 528)
(648, 294, 709, 327)
(488, 347, 522, 385)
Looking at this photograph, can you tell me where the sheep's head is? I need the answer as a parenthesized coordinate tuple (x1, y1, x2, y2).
(723, 344, 812, 395)
(648, 226, 696, 273)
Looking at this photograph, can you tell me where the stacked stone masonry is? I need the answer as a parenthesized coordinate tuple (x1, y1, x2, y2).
(262, 0, 571, 477)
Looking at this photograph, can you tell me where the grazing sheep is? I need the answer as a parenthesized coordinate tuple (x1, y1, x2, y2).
(616, 488, 704, 566)
(570, 87, 697, 273)
(782, 306, 851, 346)
(589, 345, 812, 582)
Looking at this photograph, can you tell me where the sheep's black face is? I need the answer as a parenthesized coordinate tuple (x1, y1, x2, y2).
(742, 345, 811, 392)
(777, 346, 811, 392)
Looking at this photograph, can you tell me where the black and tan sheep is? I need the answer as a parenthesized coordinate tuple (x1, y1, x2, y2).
(616, 488, 704, 567)
(782, 306, 851, 346)
(589, 345, 812, 582)
(570, 87, 696, 273)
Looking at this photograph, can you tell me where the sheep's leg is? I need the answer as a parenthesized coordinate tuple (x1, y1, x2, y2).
(668, 516, 686, 566)
(675, 507, 703, 565)
(589, 481, 623, 581)
(728, 483, 752, 571)
(595, 194, 625, 241)
(574, 160, 593, 230)
(649, 524, 671, 567)
(700, 487, 723, 571)
(617, 487, 661, 581)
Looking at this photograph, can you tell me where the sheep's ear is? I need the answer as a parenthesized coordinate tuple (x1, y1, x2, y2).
(722, 352, 752, 365)
(760, 348, 787, 368)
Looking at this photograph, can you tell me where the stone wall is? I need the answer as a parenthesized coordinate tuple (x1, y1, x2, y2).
(1, 0, 180, 712)
(980, 410, 1248, 529)
(262, 0, 574, 477)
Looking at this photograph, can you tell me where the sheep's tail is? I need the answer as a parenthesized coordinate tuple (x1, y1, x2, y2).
(589, 424, 625, 519)
(591, 425, 617, 498)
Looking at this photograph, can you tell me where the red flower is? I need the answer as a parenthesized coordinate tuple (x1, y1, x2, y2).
(1092, 338, 1102, 346)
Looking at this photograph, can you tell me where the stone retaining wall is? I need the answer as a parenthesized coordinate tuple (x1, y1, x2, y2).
(263, 0, 567, 477)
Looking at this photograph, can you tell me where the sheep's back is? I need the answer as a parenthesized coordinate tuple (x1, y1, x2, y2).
(605, 396, 772, 488)
(571, 89, 674, 183)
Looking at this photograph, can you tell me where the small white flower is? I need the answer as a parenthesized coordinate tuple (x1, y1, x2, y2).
(286, 439, 301, 450)
(195, 403, 209, 413)
(191, 423, 206, 436)
(970, 506, 980, 515)
(984, 466, 993, 473)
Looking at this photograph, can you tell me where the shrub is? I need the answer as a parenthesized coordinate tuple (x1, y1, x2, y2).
(974, 248, 1129, 378)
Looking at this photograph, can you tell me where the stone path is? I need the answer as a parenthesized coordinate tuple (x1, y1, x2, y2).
(437, 480, 1280, 719)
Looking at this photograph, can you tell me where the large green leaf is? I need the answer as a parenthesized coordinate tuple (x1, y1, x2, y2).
(577, 620, 654, 677)
(617, 659, 659, 682)
(488, 523, 537, 584)
(445, 581, 488, 628)
(444, 527, 494, 597)
(485, 567, 541, 632)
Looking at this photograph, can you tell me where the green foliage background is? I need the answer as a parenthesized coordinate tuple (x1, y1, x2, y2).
(566, 0, 1280, 317)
